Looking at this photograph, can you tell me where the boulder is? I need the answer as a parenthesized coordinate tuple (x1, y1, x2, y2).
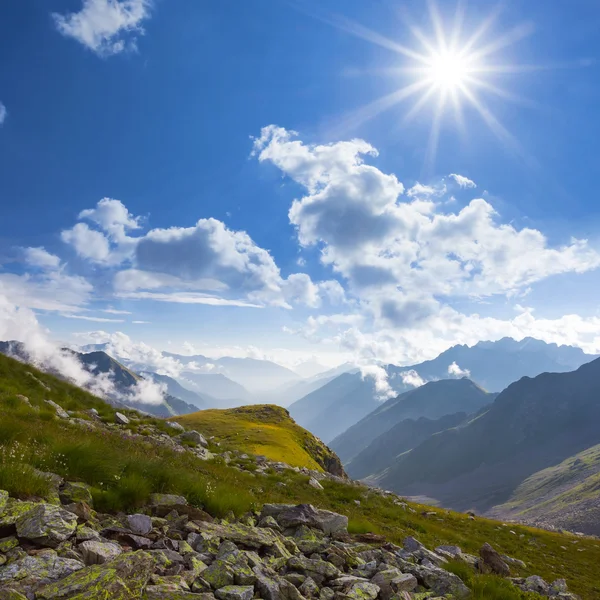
(0, 551, 83, 588)
(346, 581, 379, 600)
(261, 504, 348, 535)
(523, 575, 550, 595)
(391, 573, 418, 593)
(16, 503, 77, 547)
(36, 550, 154, 599)
(479, 542, 510, 577)
(44, 400, 69, 419)
(308, 478, 324, 490)
(181, 430, 208, 447)
(195, 520, 279, 549)
(126, 513, 153, 536)
(59, 482, 93, 506)
(370, 568, 402, 600)
(0, 490, 9, 514)
(288, 556, 340, 586)
(115, 412, 130, 425)
(168, 421, 186, 432)
(79, 540, 123, 565)
(149, 493, 187, 507)
(215, 585, 254, 600)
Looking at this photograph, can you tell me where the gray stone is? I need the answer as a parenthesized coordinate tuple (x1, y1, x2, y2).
(181, 430, 208, 447)
(168, 421, 186, 432)
(0, 552, 83, 586)
(127, 513, 153, 535)
(308, 478, 324, 490)
(215, 585, 254, 600)
(299, 576, 320, 598)
(346, 581, 379, 600)
(44, 400, 69, 419)
(261, 504, 348, 535)
(150, 493, 188, 506)
(479, 542, 511, 577)
(391, 573, 418, 593)
(79, 540, 122, 565)
(524, 575, 550, 594)
(16, 503, 77, 547)
(115, 412, 130, 425)
(370, 568, 402, 600)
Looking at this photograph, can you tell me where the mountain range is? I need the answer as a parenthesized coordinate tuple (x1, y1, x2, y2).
(331, 378, 495, 464)
(372, 357, 600, 534)
(289, 337, 597, 444)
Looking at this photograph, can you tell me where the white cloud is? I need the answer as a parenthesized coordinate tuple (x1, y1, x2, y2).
(61, 314, 125, 323)
(449, 173, 476, 188)
(398, 369, 426, 388)
(79, 198, 141, 241)
(116, 291, 264, 308)
(0, 271, 92, 313)
(23, 247, 61, 270)
(61, 223, 111, 263)
(132, 320, 150, 324)
(407, 182, 447, 198)
(0, 102, 7, 126)
(255, 126, 600, 311)
(52, 0, 151, 57)
(126, 377, 166, 405)
(101, 308, 132, 315)
(448, 361, 471, 378)
(360, 364, 396, 401)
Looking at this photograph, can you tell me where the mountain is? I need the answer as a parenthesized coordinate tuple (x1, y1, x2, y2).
(375, 357, 600, 534)
(331, 378, 495, 463)
(140, 371, 212, 410)
(289, 337, 596, 444)
(345, 411, 470, 480)
(172, 404, 345, 477)
(1, 350, 599, 599)
(488, 443, 600, 536)
(263, 363, 357, 407)
(164, 352, 300, 393)
(178, 371, 253, 405)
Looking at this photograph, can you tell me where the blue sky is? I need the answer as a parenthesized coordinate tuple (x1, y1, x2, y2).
(1, 0, 600, 370)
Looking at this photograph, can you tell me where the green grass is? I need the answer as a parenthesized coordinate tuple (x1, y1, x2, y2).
(172, 404, 340, 472)
(0, 353, 600, 599)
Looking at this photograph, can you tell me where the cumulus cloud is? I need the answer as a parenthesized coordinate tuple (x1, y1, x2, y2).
(61, 197, 339, 309)
(398, 369, 426, 388)
(53, 0, 151, 57)
(448, 362, 471, 378)
(23, 247, 61, 270)
(126, 377, 166, 406)
(61, 223, 111, 263)
(0, 102, 6, 126)
(254, 125, 600, 314)
(449, 174, 477, 188)
(359, 364, 396, 401)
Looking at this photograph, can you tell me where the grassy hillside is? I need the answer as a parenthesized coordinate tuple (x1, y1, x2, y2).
(489, 444, 600, 535)
(1, 352, 600, 599)
(172, 404, 344, 474)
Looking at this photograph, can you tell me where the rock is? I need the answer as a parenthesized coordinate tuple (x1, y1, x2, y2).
(261, 504, 348, 535)
(370, 568, 402, 600)
(0, 588, 29, 600)
(0, 490, 9, 514)
(502, 554, 527, 569)
(549, 579, 568, 595)
(215, 585, 254, 600)
(126, 513, 152, 535)
(145, 586, 210, 599)
(0, 536, 18, 552)
(194, 520, 279, 549)
(168, 421, 186, 432)
(391, 573, 418, 593)
(299, 576, 320, 598)
(400, 562, 470, 599)
(150, 493, 188, 507)
(44, 399, 69, 419)
(36, 550, 154, 599)
(308, 478, 324, 490)
(115, 412, 130, 425)
(0, 551, 83, 587)
(16, 503, 77, 547)
(181, 430, 209, 447)
(346, 581, 380, 600)
(288, 555, 340, 586)
(76, 526, 101, 542)
(258, 515, 281, 531)
(523, 575, 550, 594)
(479, 542, 510, 576)
(79, 540, 123, 565)
(435, 544, 463, 558)
(59, 482, 93, 506)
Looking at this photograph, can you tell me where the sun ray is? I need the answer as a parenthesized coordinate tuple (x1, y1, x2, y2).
(469, 22, 535, 62)
(423, 91, 446, 176)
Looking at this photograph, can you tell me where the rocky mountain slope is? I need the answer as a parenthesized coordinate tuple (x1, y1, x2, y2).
(346, 412, 469, 480)
(331, 378, 494, 464)
(0, 351, 597, 599)
(488, 444, 600, 536)
(172, 405, 345, 476)
(374, 358, 600, 535)
(290, 338, 596, 444)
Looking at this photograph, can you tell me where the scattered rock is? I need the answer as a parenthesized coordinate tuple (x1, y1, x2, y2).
(115, 412, 130, 425)
(479, 542, 511, 576)
(308, 477, 324, 490)
(44, 399, 69, 419)
(79, 540, 123, 565)
(16, 503, 77, 547)
(127, 513, 153, 536)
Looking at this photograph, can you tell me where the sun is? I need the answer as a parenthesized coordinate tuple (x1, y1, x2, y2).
(321, 2, 544, 170)
(425, 51, 472, 90)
